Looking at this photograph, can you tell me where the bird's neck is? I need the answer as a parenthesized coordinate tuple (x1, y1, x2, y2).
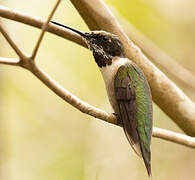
(99, 57, 130, 84)
(93, 52, 113, 68)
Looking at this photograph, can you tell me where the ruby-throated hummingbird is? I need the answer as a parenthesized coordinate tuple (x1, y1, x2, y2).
(51, 21, 153, 177)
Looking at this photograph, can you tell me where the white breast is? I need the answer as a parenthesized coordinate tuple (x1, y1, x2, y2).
(99, 57, 130, 111)
(100, 57, 130, 84)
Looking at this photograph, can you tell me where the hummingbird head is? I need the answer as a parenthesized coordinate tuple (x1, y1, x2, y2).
(83, 31, 125, 67)
(51, 21, 126, 67)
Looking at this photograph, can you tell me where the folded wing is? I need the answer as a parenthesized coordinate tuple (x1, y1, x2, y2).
(114, 64, 152, 177)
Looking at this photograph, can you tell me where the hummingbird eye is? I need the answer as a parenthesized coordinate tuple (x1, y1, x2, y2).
(102, 36, 110, 41)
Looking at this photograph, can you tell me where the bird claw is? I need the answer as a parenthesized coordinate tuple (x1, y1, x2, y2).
(112, 113, 121, 125)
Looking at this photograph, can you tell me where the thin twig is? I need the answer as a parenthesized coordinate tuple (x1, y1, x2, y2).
(30, 64, 117, 123)
(153, 127, 195, 149)
(0, 6, 86, 46)
(0, 57, 19, 66)
(0, 23, 26, 59)
(31, 0, 61, 60)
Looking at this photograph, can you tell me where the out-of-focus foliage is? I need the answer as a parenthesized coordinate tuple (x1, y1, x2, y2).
(0, 0, 195, 179)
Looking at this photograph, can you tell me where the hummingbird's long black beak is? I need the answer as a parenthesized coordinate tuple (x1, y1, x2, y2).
(51, 21, 87, 38)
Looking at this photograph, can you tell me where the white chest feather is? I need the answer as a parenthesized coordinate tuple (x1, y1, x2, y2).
(99, 57, 130, 111)
(100, 57, 130, 84)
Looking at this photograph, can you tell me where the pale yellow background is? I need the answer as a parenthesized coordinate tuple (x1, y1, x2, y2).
(0, 0, 195, 179)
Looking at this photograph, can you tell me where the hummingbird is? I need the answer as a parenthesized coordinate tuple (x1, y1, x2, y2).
(51, 21, 153, 177)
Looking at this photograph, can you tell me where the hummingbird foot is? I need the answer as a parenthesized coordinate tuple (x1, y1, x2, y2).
(112, 113, 121, 125)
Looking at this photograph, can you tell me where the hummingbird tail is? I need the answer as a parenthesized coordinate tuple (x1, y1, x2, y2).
(143, 156, 152, 178)
(138, 137, 152, 177)
(146, 163, 152, 178)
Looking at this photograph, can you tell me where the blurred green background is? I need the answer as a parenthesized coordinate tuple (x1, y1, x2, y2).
(0, 0, 195, 179)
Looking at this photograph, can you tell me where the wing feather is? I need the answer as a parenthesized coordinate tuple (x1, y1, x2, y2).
(114, 68, 142, 156)
(114, 64, 152, 176)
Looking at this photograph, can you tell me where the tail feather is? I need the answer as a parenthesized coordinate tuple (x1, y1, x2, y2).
(144, 158, 152, 177)
(139, 136, 152, 177)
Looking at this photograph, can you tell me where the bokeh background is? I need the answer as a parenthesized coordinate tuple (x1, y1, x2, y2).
(0, 0, 195, 179)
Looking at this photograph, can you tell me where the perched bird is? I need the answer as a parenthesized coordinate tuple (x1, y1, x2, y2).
(51, 21, 153, 177)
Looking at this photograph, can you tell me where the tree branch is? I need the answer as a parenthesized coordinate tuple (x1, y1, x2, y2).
(31, 0, 61, 60)
(70, 0, 195, 136)
(0, 22, 26, 59)
(0, 57, 19, 66)
(0, 5, 195, 148)
(153, 127, 195, 149)
(0, 5, 86, 47)
(30, 64, 117, 124)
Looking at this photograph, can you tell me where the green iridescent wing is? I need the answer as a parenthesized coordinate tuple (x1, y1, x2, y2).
(114, 63, 153, 176)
